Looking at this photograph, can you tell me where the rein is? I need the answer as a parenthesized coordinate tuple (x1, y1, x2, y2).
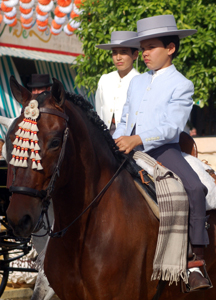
(49, 157, 127, 238)
(9, 104, 127, 238)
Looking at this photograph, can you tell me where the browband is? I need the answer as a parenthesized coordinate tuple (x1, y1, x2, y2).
(39, 108, 69, 121)
(20, 107, 69, 121)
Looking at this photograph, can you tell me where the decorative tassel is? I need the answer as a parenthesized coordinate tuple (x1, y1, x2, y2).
(20, 147, 25, 157)
(12, 145, 17, 155)
(19, 129, 25, 138)
(14, 156, 20, 166)
(18, 120, 25, 127)
(17, 137, 23, 147)
(30, 149, 36, 159)
(31, 121, 39, 132)
(23, 138, 29, 148)
(15, 146, 21, 156)
(24, 148, 29, 158)
(33, 132, 39, 142)
(24, 129, 30, 138)
(35, 151, 41, 160)
(10, 99, 43, 169)
(34, 140, 40, 150)
(18, 157, 24, 167)
(9, 155, 16, 165)
(22, 157, 28, 167)
(32, 159, 37, 169)
(30, 140, 35, 149)
(26, 120, 32, 129)
(13, 136, 19, 145)
(30, 131, 34, 140)
(15, 127, 22, 136)
(37, 160, 43, 170)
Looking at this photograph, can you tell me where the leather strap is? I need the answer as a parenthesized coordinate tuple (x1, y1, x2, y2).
(152, 280, 167, 300)
(188, 259, 205, 269)
(9, 186, 47, 199)
(39, 108, 69, 121)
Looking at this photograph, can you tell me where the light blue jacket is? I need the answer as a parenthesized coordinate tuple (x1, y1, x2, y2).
(112, 65, 194, 152)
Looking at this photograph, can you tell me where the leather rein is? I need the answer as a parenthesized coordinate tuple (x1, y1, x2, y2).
(9, 106, 127, 238)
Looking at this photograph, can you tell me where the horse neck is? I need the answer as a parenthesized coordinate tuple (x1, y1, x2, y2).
(52, 103, 119, 230)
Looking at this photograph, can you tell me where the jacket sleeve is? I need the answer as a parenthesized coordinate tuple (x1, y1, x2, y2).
(138, 80, 194, 150)
(95, 76, 103, 119)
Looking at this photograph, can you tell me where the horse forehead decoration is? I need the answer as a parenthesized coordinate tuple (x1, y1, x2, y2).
(9, 99, 43, 170)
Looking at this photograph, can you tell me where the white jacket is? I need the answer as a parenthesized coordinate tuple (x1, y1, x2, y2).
(95, 68, 139, 129)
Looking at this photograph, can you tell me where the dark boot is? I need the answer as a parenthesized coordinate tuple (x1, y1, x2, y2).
(188, 245, 211, 291)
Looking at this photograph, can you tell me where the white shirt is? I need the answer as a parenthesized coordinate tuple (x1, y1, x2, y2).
(151, 66, 168, 83)
(95, 68, 139, 129)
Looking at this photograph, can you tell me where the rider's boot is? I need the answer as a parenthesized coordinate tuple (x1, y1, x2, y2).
(187, 245, 211, 291)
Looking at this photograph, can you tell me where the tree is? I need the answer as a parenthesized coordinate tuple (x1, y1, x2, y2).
(73, 0, 216, 107)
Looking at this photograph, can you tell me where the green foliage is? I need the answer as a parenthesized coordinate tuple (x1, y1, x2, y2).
(73, 0, 216, 106)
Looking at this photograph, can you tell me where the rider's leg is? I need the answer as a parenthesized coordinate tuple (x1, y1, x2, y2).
(147, 143, 211, 290)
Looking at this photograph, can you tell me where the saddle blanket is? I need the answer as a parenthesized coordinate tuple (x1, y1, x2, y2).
(135, 152, 216, 211)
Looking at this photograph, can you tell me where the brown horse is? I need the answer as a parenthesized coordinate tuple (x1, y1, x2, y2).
(6, 77, 216, 300)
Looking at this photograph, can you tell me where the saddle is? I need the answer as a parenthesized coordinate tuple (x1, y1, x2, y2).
(124, 132, 198, 220)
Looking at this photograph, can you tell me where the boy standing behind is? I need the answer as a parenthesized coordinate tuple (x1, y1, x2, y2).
(95, 31, 139, 134)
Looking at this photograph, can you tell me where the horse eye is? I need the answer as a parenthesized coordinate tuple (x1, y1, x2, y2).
(49, 139, 61, 149)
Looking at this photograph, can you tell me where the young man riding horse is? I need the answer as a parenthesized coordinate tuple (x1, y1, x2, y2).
(113, 14, 211, 292)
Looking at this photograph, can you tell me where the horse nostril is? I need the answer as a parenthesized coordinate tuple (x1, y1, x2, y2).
(19, 214, 32, 232)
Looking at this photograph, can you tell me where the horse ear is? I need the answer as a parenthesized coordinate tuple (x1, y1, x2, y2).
(10, 75, 32, 105)
(51, 78, 65, 107)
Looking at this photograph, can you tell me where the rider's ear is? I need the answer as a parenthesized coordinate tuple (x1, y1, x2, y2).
(51, 78, 65, 107)
(10, 76, 32, 105)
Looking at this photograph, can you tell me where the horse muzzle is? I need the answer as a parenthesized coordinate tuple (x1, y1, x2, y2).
(7, 214, 34, 238)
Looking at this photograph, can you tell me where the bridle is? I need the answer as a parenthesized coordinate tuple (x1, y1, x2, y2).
(9, 105, 127, 238)
(9, 106, 70, 236)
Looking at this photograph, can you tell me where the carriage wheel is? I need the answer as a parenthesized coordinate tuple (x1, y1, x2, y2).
(0, 252, 9, 297)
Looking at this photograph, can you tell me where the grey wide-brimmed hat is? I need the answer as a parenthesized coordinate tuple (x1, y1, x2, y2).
(121, 15, 197, 46)
(96, 31, 140, 50)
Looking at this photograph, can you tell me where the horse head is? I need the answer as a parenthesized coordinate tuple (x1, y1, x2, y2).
(6, 76, 68, 237)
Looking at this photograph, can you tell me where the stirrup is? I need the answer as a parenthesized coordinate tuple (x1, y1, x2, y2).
(181, 260, 213, 293)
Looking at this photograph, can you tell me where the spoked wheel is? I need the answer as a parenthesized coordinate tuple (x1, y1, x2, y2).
(0, 251, 9, 297)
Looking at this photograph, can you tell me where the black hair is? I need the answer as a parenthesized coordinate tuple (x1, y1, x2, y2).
(157, 35, 180, 59)
(131, 47, 138, 54)
(130, 48, 138, 63)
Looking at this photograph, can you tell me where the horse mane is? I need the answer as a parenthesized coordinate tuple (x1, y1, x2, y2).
(65, 92, 123, 162)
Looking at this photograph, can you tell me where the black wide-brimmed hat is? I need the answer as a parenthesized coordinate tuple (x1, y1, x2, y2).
(96, 31, 140, 50)
(27, 74, 52, 88)
(121, 15, 197, 46)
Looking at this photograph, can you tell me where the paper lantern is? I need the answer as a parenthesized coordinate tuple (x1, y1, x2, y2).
(51, 25, 62, 35)
(38, 0, 53, 13)
(54, 6, 66, 18)
(3, 0, 19, 7)
(19, 0, 35, 9)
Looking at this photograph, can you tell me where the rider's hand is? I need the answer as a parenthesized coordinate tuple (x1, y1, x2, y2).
(114, 135, 142, 154)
